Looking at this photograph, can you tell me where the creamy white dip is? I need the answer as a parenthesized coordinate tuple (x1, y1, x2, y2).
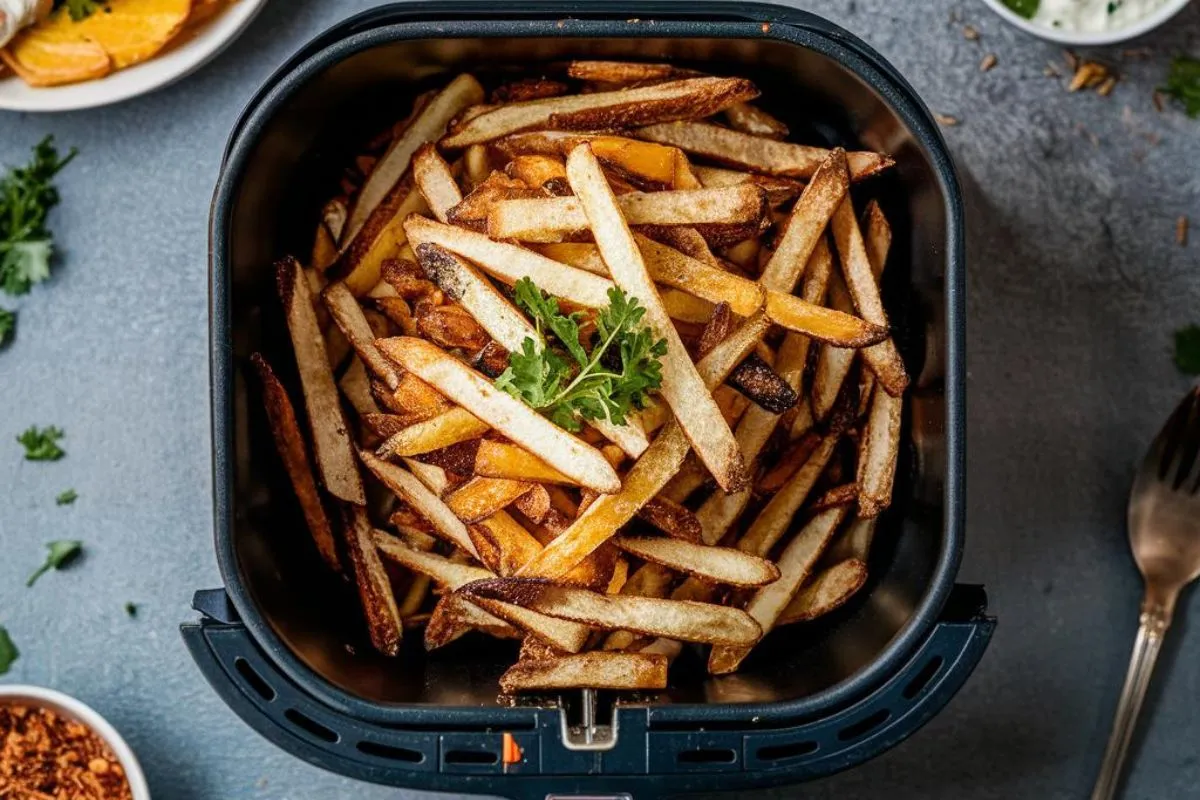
(1032, 0, 1169, 32)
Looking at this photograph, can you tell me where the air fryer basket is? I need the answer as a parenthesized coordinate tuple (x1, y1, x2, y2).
(186, 3, 992, 797)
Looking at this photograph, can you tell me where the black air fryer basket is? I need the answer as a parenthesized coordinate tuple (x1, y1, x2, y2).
(185, 3, 993, 797)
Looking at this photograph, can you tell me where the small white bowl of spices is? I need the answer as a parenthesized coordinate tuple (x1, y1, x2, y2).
(0, 685, 149, 800)
(981, 0, 1194, 45)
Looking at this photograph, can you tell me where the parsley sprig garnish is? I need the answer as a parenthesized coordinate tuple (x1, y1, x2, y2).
(1, 137, 77, 297)
(0, 626, 17, 675)
(27, 540, 83, 587)
(1162, 57, 1200, 119)
(18, 425, 66, 461)
(54, 0, 108, 22)
(0, 308, 13, 345)
(496, 278, 666, 432)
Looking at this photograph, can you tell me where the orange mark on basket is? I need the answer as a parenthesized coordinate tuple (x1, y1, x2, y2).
(501, 732, 523, 765)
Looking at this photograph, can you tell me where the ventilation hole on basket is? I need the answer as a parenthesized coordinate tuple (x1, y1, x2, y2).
(756, 740, 819, 762)
(445, 749, 498, 765)
(284, 709, 338, 743)
(233, 657, 275, 702)
(903, 656, 944, 700)
(677, 748, 737, 764)
(356, 741, 424, 763)
(837, 709, 890, 742)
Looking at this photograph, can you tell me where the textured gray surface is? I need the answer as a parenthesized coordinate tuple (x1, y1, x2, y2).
(1, 0, 1199, 798)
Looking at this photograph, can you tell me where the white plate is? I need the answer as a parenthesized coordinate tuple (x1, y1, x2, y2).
(979, 0, 1193, 45)
(0, 0, 268, 112)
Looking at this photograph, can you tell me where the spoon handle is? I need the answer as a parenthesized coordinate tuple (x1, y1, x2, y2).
(1090, 602, 1172, 800)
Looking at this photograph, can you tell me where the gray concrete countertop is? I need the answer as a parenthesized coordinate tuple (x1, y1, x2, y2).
(2, 1, 1198, 798)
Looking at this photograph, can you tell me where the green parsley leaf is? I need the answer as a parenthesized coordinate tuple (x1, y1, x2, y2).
(1161, 57, 1200, 119)
(56, 488, 78, 505)
(26, 540, 83, 587)
(1, 137, 76, 297)
(1002, 0, 1038, 18)
(17, 425, 66, 461)
(0, 626, 17, 675)
(1175, 325, 1200, 374)
(497, 280, 666, 431)
(54, 0, 108, 21)
(124, 602, 138, 618)
(0, 308, 13, 345)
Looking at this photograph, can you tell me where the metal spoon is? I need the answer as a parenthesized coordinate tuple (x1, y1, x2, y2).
(1092, 386, 1200, 800)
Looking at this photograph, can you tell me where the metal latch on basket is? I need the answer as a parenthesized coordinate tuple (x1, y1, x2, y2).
(559, 689, 618, 751)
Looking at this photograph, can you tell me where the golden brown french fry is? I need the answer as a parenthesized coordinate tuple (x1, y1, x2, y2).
(857, 386, 902, 518)
(464, 595, 591, 652)
(342, 506, 403, 655)
(469, 512, 543, 576)
(516, 313, 768, 579)
(513, 483, 552, 523)
(375, 371, 453, 421)
(332, 185, 430, 296)
(566, 144, 746, 492)
(376, 337, 621, 493)
(442, 77, 757, 148)
(338, 357, 382, 418)
(376, 407, 490, 458)
(374, 296, 418, 336)
(446, 171, 542, 231)
(425, 594, 514, 648)
(277, 257, 365, 505)
(614, 536, 780, 587)
(412, 142, 464, 223)
(475, 440, 575, 485)
(692, 165, 805, 206)
(344, 74, 484, 244)
(636, 122, 892, 181)
(311, 220, 339, 272)
(359, 450, 480, 557)
(759, 149, 848, 293)
(564, 60, 694, 83)
(322, 197, 349, 243)
(723, 102, 789, 139)
(708, 506, 846, 673)
(499, 651, 668, 693)
(322, 281, 399, 388)
(830, 198, 908, 396)
(826, 516, 879, 562)
(412, 241, 539, 352)
(777, 558, 867, 626)
(461, 578, 762, 646)
(445, 477, 535, 524)
(505, 154, 571, 194)
(494, 132, 684, 189)
(637, 496, 702, 543)
(252, 353, 341, 573)
(486, 185, 767, 240)
(809, 482, 860, 513)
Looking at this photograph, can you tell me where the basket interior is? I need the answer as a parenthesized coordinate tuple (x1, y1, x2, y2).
(219, 31, 951, 708)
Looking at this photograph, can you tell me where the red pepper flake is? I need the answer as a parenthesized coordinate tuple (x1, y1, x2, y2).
(0, 703, 133, 800)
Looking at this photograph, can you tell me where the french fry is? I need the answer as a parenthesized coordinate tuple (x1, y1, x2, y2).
(446, 171, 542, 231)
(311, 220, 339, 272)
(376, 337, 621, 493)
(442, 77, 758, 148)
(338, 357, 382, 418)
(344, 74, 484, 244)
(252, 354, 340, 572)
(446, 477, 535, 524)
(486, 185, 767, 240)
(277, 257, 365, 504)
(322, 197, 349, 242)
(469, 511, 544, 576)
(425, 594, 514, 648)
(412, 143, 464, 223)
(412, 242, 539, 352)
(727, 353, 798, 414)
(374, 296, 418, 336)
(826, 516, 879, 562)
(376, 371, 453, 421)
(464, 595, 591, 652)
(491, 77, 570, 103)
(708, 506, 847, 673)
(516, 313, 768, 579)
(376, 407, 490, 458)
(636, 122, 893, 181)
(342, 506, 403, 655)
(857, 386, 902, 518)
(564, 60, 695, 83)
(777, 558, 867, 626)
(759, 149, 848, 292)
(475, 440, 575, 484)
(461, 578, 762, 646)
(723, 102, 789, 139)
(323, 281, 399, 388)
(614, 536, 780, 587)
(513, 483, 552, 523)
(494, 132, 684, 189)
(692, 165, 805, 206)
(500, 651, 668, 693)
(505, 154, 571, 195)
(332, 184, 430, 296)
(359, 450, 480, 558)
(810, 482, 860, 513)
(830, 198, 908, 396)
(566, 144, 746, 492)
(637, 496, 702, 543)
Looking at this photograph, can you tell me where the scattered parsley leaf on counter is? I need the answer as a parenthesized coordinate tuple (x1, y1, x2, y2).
(26, 540, 83, 588)
(55, 0, 107, 22)
(0, 626, 17, 675)
(56, 488, 78, 505)
(18, 425, 66, 461)
(124, 602, 138, 618)
(1175, 325, 1200, 374)
(496, 278, 666, 431)
(1002, 0, 1038, 19)
(1, 137, 76, 297)
(1161, 57, 1200, 119)
(0, 308, 13, 345)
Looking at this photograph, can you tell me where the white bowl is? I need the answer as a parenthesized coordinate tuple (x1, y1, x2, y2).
(0, 0, 267, 112)
(0, 684, 151, 800)
(979, 0, 1193, 45)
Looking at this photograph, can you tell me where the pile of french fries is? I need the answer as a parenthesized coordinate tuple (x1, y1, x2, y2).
(254, 61, 907, 693)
